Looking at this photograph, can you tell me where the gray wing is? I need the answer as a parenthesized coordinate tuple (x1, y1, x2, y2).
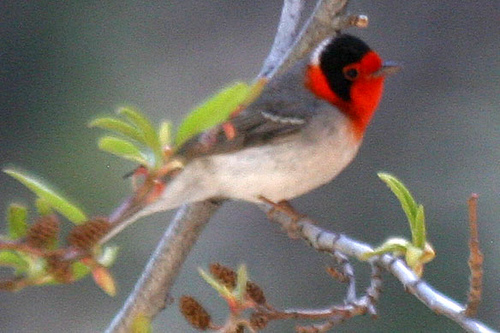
(176, 58, 321, 161)
(175, 101, 311, 161)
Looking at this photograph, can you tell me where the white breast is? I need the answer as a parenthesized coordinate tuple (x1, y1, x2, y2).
(211, 114, 360, 202)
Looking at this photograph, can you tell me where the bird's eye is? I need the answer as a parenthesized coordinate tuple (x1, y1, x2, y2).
(343, 67, 359, 81)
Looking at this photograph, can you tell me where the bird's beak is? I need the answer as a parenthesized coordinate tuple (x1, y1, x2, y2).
(373, 61, 401, 77)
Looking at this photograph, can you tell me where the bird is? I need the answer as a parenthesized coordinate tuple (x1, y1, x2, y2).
(109, 34, 399, 234)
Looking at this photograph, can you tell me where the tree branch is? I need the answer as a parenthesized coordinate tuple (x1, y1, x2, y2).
(105, 1, 352, 331)
(105, 200, 222, 333)
(269, 0, 350, 78)
(259, 0, 304, 78)
(465, 194, 484, 317)
(259, 202, 497, 333)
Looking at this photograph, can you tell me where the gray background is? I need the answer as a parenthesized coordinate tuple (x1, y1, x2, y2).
(1, 1, 499, 332)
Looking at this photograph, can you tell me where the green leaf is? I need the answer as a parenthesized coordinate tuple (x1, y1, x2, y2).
(234, 264, 248, 301)
(97, 136, 149, 166)
(4, 169, 88, 225)
(0, 251, 28, 271)
(378, 172, 419, 232)
(131, 315, 153, 333)
(117, 107, 163, 166)
(198, 267, 233, 299)
(405, 245, 424, 269)
(89, 117, 145, 144)
(117, 107, 157, 143)
(7, 204, 28, 239)
(158, 121, 173, 148)
(360, 237, 410, 260)
(413, 205, 426, 248)
(98, 245, 119, 267)
(35, 197, 53, 217)
(175, 82, 251, 146)
(72, 261, 91, 281)
(26, 256, 49, 279)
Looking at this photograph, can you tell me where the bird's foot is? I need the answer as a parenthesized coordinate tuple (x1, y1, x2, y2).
(258, 196, 306, 239)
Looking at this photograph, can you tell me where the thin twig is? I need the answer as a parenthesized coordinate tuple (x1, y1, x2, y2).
(364, 263, 383, 318)
(259, 201, 497, 333)
(332, 251, 356, 303)
(259, 0, 304, 78)
(465, 193, 483, 317)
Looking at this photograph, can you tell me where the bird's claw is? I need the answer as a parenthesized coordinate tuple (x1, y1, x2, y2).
(259, 196, 305, 239)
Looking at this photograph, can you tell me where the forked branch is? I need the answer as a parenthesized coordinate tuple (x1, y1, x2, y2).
(259, 200, 495, 333)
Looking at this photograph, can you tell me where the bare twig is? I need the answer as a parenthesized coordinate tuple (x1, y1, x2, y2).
(259, 201, 497, 333)
(331, 251, 356, 303)
(106, 1, 353, 332)
(292, 252, 374, 332)
(261, 0, 371, 79)
(465, 193, 484, 317)
(364, 263, 383, 318)
(259, 0, 304, 78)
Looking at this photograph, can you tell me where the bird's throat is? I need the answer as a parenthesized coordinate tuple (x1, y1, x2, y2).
(347, 76, 384, 139)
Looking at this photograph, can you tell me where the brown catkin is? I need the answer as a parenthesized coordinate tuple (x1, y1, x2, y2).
(209, 263, 237, 289)
(246, 281, 266, 305)
(179, 295, 211, 330)
(0, 280, 17, 291)
(26, 215, 60, 249)
(67, 218, 111, 251)
(46, 252, 73, 283)
(249, 312, 268, 330)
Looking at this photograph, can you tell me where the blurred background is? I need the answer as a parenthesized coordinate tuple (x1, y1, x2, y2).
(1, 1, 498, 332)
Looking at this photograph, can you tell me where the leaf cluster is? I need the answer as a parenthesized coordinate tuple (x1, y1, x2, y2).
(361, 173, 435, 276)
(1, 169, 118, 295)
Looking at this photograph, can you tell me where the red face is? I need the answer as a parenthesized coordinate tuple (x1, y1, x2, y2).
(305, 35, 391, 140)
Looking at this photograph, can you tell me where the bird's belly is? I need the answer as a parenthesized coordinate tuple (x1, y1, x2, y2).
(208, 123, 360, 203)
